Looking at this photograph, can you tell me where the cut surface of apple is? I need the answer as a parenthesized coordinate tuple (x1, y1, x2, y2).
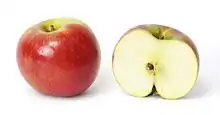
(112, 24, 199, 99)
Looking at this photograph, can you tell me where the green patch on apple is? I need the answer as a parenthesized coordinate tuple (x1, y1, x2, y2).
(39, 17, 85, 33)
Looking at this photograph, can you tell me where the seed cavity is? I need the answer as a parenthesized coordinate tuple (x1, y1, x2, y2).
(146, 63, 154, 71)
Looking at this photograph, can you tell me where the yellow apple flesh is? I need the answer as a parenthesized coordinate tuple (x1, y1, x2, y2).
(112, 24, 199, 99)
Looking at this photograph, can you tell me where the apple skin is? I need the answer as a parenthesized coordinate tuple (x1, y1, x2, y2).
(16, 18, 101, 97)
(112, 24, 199, 98)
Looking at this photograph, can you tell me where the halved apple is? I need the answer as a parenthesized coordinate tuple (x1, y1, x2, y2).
(112, 24, 199, 99)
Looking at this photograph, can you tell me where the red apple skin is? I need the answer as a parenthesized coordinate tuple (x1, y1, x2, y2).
(16, 24, 101, 97)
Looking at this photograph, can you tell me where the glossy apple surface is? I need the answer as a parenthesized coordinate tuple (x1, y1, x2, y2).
(16, 17, 101, 97)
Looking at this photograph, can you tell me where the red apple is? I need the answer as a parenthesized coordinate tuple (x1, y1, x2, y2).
(16, 17, 101, 97)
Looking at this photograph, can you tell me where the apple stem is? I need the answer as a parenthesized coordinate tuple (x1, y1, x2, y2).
(153, 28, 172, 40)
(153, 29, 164, 40)
(48, 25, 56, 32)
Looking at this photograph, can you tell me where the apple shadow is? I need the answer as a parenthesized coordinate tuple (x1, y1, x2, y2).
(83, 68, 113, 96)
(183, 77, 210, 99)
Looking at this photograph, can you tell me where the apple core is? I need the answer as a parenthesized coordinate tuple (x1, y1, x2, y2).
(146, 62, 157, 76)
(146, 63, 154, 71)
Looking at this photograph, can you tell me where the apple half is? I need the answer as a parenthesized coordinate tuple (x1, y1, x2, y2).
(112, 24, 199, 99)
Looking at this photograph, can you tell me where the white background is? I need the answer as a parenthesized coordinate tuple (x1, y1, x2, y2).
(0, 0, 220, 114)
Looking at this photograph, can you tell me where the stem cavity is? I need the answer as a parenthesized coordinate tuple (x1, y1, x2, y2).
(152, 28, 172, 40)
(48, 25, 56, 32)
(41, 24, 57, 32)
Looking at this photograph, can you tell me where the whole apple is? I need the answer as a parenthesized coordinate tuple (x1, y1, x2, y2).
(16, 17, 101, 97)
